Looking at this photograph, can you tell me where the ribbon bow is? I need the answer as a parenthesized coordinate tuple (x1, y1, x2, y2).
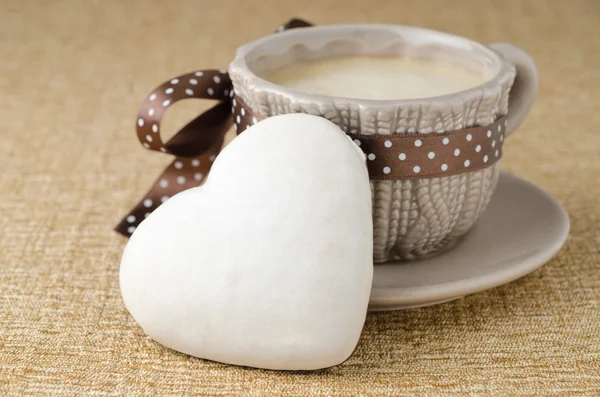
(115, 19, 312, 237)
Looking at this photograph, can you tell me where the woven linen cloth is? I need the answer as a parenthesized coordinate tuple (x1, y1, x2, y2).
(1, 0, 599, 395)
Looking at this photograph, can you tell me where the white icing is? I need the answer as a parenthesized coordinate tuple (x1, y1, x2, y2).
(120, 114, 373, 370)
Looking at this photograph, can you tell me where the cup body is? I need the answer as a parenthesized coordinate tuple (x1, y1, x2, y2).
(229, 24, 516, 262)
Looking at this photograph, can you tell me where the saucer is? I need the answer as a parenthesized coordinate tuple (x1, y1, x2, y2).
(368, 172, 569, 311)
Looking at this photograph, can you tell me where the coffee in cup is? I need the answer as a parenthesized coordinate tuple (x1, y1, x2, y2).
(262, 55, 487, 100)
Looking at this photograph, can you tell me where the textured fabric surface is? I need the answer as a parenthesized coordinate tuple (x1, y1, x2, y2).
(1, 0, 599, 395)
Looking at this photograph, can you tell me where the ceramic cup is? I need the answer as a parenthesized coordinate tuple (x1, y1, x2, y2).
(229, 24, 538, 262)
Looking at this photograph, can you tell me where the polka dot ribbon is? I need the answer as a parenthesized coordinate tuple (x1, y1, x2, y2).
(349, 119, 507, 180)
(116, 17, 507, 237)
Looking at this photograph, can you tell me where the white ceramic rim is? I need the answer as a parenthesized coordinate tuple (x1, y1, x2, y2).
(231, 24, 514, 107)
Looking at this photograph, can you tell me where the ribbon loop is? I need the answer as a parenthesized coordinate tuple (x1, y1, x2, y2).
(135, 69, 232, 157)
(116, 70, 234, 237)
(116, 20, 312, 237)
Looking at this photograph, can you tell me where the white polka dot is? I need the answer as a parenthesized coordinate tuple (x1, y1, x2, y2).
(399, 153, 406, 161)
(174, 161, 183, 169)
(143, 142, 150, 149)
(137, 118, 144, 127)
(414, 139, 422, 147)
(353, 139, 361, 146)
(146, 135, 152, 142)
(207, 88, 214, 96)
(165, 87, 174, 94)
(492, 140, 496, 147)
(127, 215, 136, 223)
(209, 155, 216, 162)
(504, 119, 508, 127)
(252, 117, 258, 124)
(177, 176, 186, 185)
(441, 163, 448, 171)
(466, 133, 472, 141)
(159, 179, 168, 188)
(189, 78, 198, 85)
(383, 166, 391, 174)
(191, 159, 200, 167)
(500, 134, 504, 142)
(143, 199, 153, 208)
(442, 137, 450, 145)
(213, 76, 221, 84)
(483, 155, 489, 163)
(195, 71, 204, 77)
(159, 147, 166, 152)
(149, 93, 156, 101)
(367, 153, 376, 161)
(498, 124, 502, 132)
(161, 196, 169, 203)
(413, 166, 421, 174)
(232, 98, 236, 107)
(170, 78, 179, 84)
(487, 130, 492, 138)
(475, 145, 481, 152)
(230, 90, 234, 98)
(241, 108, 245, 116)
(454, 148, 460, 156)
(236, 115, 241, 124)
(495, 150, 499, 157)
(148, 108, 155, 117)
(428, 152, 435, 159)
(219, 69, 227, 74)
(162, 100, 170, 107)
(144, 212, 151, 218)
(127, 226, 136, 234)
(464, 159, 470, 167)
(384, 140, 392, 148)
(233, 123, 238, 131)
(152, 124, 158, 133)
(194, 172, 203, 181)
(185, 89, 193, 96)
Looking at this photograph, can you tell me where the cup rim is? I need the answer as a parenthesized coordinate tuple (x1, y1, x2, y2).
(230, 24, 513, 107)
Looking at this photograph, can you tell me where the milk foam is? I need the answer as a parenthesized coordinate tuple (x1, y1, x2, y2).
(263, 56, 486, 100)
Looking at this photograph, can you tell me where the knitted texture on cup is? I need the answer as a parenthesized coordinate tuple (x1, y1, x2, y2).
(230, 27, 516, 261)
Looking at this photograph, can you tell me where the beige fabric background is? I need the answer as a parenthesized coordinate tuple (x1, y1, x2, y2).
(1, 0, 599, 395)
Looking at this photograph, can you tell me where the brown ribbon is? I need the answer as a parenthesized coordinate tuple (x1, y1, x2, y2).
(116, 18, 506, 237)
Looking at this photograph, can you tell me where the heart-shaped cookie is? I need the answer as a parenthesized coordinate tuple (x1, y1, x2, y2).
(120, 114, 373, 370)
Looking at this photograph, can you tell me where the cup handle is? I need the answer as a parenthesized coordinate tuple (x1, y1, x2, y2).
(488, 43, 539, 136)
